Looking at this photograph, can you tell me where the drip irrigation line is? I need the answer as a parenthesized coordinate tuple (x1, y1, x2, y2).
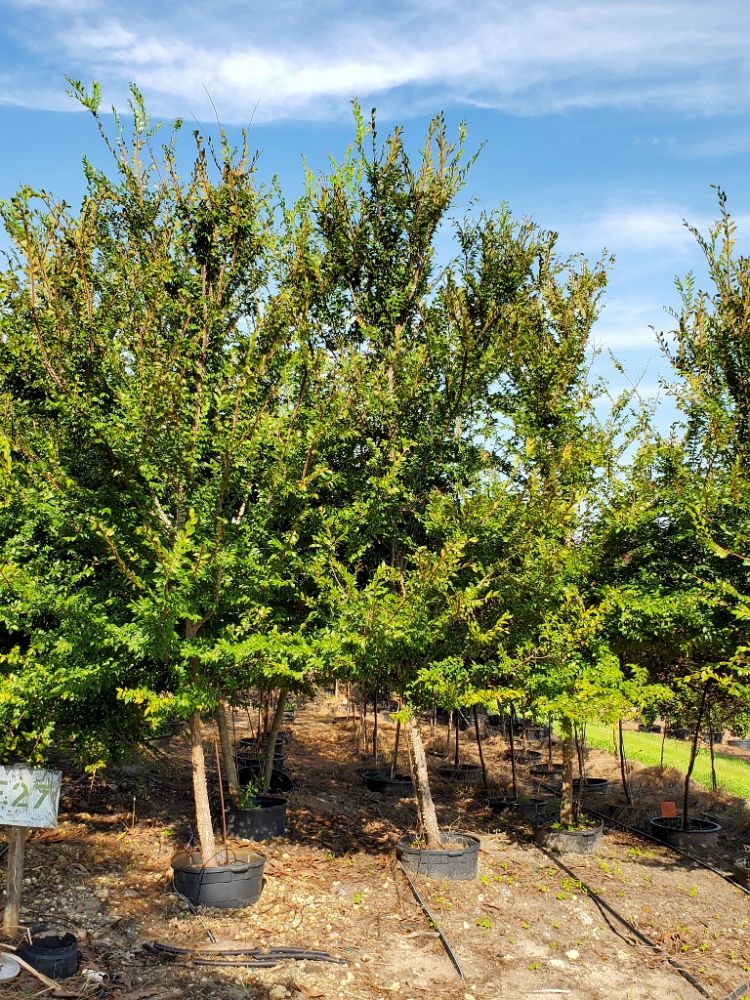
(397, 862, 465, 980)
(722, 982, 750, 1000)
(536, 847, 711, 1000)
(0, 844, 8, 862)
(145, 941, 345, 968)
(531, 779, 750, 897)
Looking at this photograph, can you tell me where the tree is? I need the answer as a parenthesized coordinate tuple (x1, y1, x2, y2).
(0, 84, 328, 861)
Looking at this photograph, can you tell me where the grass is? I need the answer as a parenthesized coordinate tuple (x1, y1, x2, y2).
(584, 724, 750, 800)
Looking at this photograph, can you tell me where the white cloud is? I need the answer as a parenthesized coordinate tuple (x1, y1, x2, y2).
(3, 0, 750, 122)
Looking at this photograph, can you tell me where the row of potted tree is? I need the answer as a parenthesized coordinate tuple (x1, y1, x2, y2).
(0, 84, 748, 894)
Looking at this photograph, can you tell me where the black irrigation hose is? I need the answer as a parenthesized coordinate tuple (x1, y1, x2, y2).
(397, 862, 465, 980)
(532, 778, 750, 897)
(0, 844, 8, 862)
(536, 846, 712, 999)
(528, 780, 750, 999)
(146, 941, 345, 965)
(584, 802, 750, 898)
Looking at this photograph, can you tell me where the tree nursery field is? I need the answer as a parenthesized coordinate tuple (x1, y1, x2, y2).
(0, 84, 749, 998)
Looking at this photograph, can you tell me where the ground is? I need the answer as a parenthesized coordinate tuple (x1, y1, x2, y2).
(1, 701, 749, 999)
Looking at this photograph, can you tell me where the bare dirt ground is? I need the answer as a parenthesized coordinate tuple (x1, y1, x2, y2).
(1, 701, 749, 1000)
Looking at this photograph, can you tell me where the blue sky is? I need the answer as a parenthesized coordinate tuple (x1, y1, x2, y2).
(2, 0, 750, 428)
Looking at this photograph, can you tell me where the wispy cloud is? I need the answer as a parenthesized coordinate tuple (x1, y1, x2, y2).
(3, 0, 750, 122)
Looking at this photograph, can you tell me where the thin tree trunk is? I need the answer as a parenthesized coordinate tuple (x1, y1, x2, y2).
(683, 686, 708, 830)
(445, 709, 452, 757)
(391, 719, 401, 781)
(190, 713, 217, 862)
(574, 723, 585, 778)
(405, 713, 442, 849)
(3, 826, 25, 935)
(431, 706, 436, 737)
(473, 706, 488, 789)
(618, 719, 632, 805)
(707, 700, 718, 791)
(373, 691, 378, 763)
(560, 718, 575, 826)
(262, 687, 288, 792)
(263, 694, 270, 737)
(507, 701, 518, 800)
(217, 700, 239, 805)
(660, 718, 667, 771)
(548, 714, 553, 765)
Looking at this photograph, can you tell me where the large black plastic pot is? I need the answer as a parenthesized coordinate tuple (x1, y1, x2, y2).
(437, 762, 484, 784)
(237, 750, 285, 771)
(733, 857, 750, 887)
(364, 770, 413, 796)
(397, 832, 480, 880)
(648, 816, 721, 849)
(534, 820, 603, 855)
(572, 777, 609, 797)
(18, 929, 78, 980)
(489, 795, 560, 824)
(529, 763, 563, 781)
(238, 763, 294, 793)
(226, 796, 287, 840)
(666, 727, 689, 740)
(511, 750, 543, 765)
(172, 848, 265, 908)
(639, 723, 661, 733)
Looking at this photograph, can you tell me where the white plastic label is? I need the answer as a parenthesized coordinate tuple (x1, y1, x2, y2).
(0, 765, 62, 828)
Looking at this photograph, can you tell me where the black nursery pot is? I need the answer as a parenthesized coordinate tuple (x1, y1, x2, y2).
(648, 816, 721, 849)
(363, 770, 413, 796)
(238, 762, 294, 793)
(18, 929, 78, 980)
(171, 848, 265, 908)
(572, 777, 609, 797)
(437, 762, 484, 784)
(226, 796, 287, 841)
(507, 750, 543, 765)
(733, 857, 750, 887)
(534, 820, 604, 855)
(397, 831, 480, 880)
(489, 795, 560, 824)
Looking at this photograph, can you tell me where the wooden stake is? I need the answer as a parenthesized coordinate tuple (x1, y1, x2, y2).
(3, 826, 25, 936)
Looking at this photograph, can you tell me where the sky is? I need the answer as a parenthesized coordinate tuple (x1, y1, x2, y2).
(2, 0, 750, 429)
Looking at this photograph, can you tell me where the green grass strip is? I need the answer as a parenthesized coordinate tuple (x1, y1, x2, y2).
(584, 723, 750, 800)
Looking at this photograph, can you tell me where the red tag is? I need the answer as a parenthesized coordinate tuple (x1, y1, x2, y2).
(660, 800, 677, 818)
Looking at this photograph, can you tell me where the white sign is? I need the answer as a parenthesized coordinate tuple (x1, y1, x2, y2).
(0, 765, 61, 828)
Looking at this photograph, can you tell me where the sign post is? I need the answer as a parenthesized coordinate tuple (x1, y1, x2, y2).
(0, 765, 62, 936)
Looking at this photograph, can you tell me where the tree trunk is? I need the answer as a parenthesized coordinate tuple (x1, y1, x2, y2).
(707, 700, 718, 791)
(217, 700, 239, 805)
(574, 723, 585, 778)
(373, 691, 379, 763)
(473, 706, 488, 789)
(548, 714, 553, 765)
(454, 710, 460, 767)
(560, 718, 575, 825)
(660, 719, 667, 771)
(3, 826, 25, 935)
(405, 713, 442, 848)
(391, 719, 401, 781)
(618, 718, 632, 805)
(190, 713, 217, 863)
(683, 685, 708, 830)
(507, 701, 518, 800)
(262, 687, 288, 792)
